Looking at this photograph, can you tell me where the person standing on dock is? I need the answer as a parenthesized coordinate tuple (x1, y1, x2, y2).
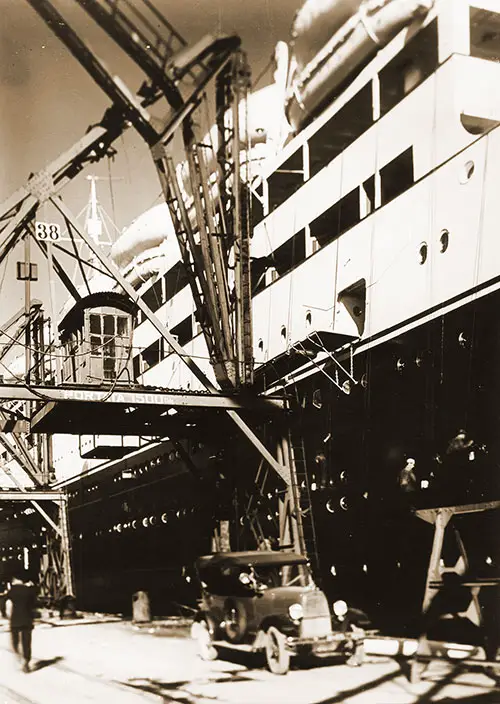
(5, 572, 37, 673)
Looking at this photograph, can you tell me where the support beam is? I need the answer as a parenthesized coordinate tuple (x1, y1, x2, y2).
(25, 0, 157, 144)
(0, 432, 42, 486)
(0, 467, 63, 536)
(0, 491, 65, 501)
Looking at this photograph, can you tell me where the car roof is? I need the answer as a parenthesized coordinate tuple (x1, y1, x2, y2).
(196, 550, 309, 571)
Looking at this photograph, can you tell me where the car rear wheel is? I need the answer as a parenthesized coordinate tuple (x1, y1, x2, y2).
(265, 626, 290, 675)
(191, 619, 218, 661)
(223, 599, 247, 643)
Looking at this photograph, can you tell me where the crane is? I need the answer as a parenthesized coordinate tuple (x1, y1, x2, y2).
(0, 0, 320, 600)
(26, 0, 253, 389)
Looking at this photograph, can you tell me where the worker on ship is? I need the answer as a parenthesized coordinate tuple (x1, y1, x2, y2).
(397, 457, 418, 512)
(398, 457, 417, 494)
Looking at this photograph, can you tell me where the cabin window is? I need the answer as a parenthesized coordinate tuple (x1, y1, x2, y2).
(142, 277, 164, 313)
(164, 261, 189, 302)
(310, 188, 360, 248)
(360, 176, 375, 218)
(251, 256, 270, 295)
(380, 147, 414, 205)
(308, 85, 373, 178)
(379, 19, 438, 117)
(142, 339, 164, 372)
(251, 188, 264, 227)
(89, 313, 131, 381)
(170, 315, 193, 346)
(267, 150, 304, 212)
(133, 354, 141, 379)
(470, 7, 500, 62)
(273, 230, 306, 277)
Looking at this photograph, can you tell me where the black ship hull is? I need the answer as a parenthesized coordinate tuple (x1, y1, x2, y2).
(68, 285, 500, 635)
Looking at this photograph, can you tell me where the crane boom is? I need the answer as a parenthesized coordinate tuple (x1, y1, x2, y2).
(27, 0, 253, 388)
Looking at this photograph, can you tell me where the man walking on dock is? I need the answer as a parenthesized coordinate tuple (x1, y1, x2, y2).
(5, 571, 37, 672)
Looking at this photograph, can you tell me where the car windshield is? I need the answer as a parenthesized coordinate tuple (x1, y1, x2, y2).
(253, 563, 304, 588)
(199, 560, 306, 595)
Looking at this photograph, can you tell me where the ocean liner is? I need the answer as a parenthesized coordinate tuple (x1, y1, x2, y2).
(1, 0, 499, 637)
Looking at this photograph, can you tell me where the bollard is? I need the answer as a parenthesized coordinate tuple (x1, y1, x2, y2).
(132, 590, 151, 623)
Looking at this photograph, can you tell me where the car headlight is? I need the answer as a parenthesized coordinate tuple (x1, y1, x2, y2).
(289, 603, 303, 621)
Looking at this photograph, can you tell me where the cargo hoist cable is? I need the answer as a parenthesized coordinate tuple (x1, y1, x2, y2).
(107, 156, 117, 229)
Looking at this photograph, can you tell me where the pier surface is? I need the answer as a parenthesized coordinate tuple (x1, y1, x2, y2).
(0, 617, 497, 703)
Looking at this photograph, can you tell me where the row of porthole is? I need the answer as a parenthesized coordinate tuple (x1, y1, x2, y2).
(73, 509, 200, 538)
(418, 153, 478, 264)
(396, 334, 469, 372)
(68, 445, 208, 498)
(418, 229, 450, 265)
(329, 555, 495, 576)
(0, 544, 38, 553)
(257, 312, 315, 351)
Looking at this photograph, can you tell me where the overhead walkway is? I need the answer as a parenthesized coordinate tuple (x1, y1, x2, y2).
(0, 382, 284, 435)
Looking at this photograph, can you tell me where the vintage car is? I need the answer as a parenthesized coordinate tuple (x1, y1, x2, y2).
(190, 550, 364, 674)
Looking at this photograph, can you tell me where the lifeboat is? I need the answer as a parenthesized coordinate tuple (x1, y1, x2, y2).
(285, 0, 434, 130)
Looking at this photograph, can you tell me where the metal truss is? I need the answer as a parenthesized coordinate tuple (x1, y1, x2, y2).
(0, 2, 291, 478)
(0, 1, 308, 598)
(27, 0, 253, 390)
(0, 460, 74, 603)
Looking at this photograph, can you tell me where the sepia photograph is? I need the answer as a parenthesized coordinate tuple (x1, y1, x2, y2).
(0, 0, 499, 701)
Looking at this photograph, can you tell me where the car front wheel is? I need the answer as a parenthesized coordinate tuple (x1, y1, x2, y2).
(191, 619, 218, 661)
(265, 626, 290, 675)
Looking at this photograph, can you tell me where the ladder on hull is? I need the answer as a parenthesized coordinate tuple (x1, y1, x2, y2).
(286, 432, 321, 581)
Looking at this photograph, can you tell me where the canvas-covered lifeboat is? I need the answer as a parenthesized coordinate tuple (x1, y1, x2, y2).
(285, 0, 434, 130)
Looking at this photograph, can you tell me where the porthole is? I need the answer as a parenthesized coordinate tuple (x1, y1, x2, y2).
(257, 338, 264, 352)
(360, 373, 368, 389)
(326, 499, 335, 514)
(339, 496, 349, 511)
(458, 332, 468, 348)
(312, 388, 322, 409)
(439, 229, 449, 253)
(305, 310, 312, 326)
(460, 160, 475, 184)
(280, 325, 287, 340)
(396, 358, 405, 372)
(418, 242, 428, 265)
(341, 380, 351, 395)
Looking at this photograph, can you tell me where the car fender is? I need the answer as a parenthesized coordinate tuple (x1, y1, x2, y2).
(259, 615, 296, 637)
